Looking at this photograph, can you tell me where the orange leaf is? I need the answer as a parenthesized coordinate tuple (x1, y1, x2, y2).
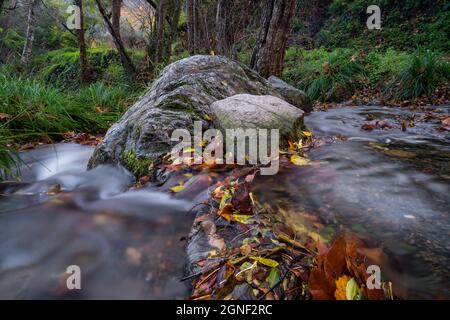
(334, 275, 351, 300)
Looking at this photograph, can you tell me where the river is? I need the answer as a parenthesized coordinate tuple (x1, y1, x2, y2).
(0, 105, 449, 299)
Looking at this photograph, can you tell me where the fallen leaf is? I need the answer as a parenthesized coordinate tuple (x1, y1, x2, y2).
(217, 203, 233, 221)
(335, 275, 351, 300)
(266, 268, 280, 288)
(240, 244, 252, 256)
(250, 256, 279, 268)
(383, 149, 416, 158)
(0, 112, 11, 120)
(170, 183, 185, 193)
(126, 247, 142, 266)
(346, 277, 360, 300)
(290, 155, 310, 166)
(233, 214, 253, 224)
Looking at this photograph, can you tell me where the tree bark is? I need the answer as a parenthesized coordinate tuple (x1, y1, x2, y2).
(186, 0, 199, 55)
(20, 0, 39, 65)
(250, 0, 296, 78)
(154, 0, 167, 64)
(112, 0, 122, 38)
(215, 0, 229, 56)
(165, 0, 182, 58)
(151, 0, 182, 64)
(95, 0, 136, 78)
(74, 0, 92, 84)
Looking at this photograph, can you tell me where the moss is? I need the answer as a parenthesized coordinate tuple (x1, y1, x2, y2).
(121, 149, 153, 178)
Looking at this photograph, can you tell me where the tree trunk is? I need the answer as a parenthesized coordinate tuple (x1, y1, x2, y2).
(215, 0, 252, 58)
(154, 0, 167, 64)
(165, 0, 182, 58)
(112, 0, 122, 38)
(250, 0, 296, 78)
(186, 0, 199, 55)
(20, 0, 39, 65)
(95, 0, 135, 78)
(215, 0, 229, 56)
(74, 0, 92, 84)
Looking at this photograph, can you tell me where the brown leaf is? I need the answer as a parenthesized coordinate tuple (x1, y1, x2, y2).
(0, 112, 11, 120)
(231, 182, 252, 213)
(309, 267, 335, 300)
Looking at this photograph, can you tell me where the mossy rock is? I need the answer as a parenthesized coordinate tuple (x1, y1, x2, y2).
(88, 55, 295, 176)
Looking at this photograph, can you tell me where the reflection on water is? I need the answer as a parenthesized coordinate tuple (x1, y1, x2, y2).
(254, 106, 450, 299)
(0, 143, 194, 299)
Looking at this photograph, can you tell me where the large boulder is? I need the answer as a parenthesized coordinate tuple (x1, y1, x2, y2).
(211, 94, 304, 144)
(268, 76, 313, 113)
(88, 55, 304, 177)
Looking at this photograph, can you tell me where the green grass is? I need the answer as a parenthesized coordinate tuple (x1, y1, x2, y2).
(0, 133, 21, 180)
(386, 49, 449, 100)
(283, 47, 449, 102)
(284, 48, 366, 102)
(0, 69, 142, 179)
(313, 0, 450, 52)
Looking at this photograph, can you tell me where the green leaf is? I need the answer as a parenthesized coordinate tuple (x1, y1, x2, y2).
(266, 268, 280, 288)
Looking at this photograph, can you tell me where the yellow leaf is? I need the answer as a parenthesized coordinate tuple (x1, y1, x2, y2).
(250, 256, 279, 268)
(290, 155, 310, 166)
(302, 131, 312, 137)
(170, 183, 185, 193)
(233, 214, 253, 224)
(183, 173, 193, 178)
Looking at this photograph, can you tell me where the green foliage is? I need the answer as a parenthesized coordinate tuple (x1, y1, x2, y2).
(0, 28, 25, 55)
(0, 69, 140, 144)
(283, 47, 449, 102)
(35, 48, 145, 88)
(386, 49, 449, 100)
(365, 49, 410, 84)
(0, 132, 21, 180)
(284, 48, 365, 102)
(316, 0, 450, 52)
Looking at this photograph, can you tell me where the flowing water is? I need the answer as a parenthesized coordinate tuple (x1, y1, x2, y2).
(0, 143, 197, 299)
(254, 105, 450, 299)
(0, 105, 449, 299)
